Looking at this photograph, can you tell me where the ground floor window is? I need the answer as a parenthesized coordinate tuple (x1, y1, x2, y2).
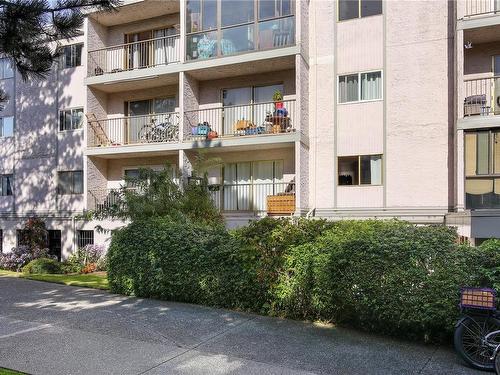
(48, 230, 62, 261)
(16, 229, 30, 247)
(77, 230, 94, 248)
(0, 229, 3, 253)
(338, 155, 382, 186)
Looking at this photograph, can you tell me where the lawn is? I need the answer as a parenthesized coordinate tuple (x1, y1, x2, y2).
(0, 368, 25, 375)
(0, 270, 109, 290)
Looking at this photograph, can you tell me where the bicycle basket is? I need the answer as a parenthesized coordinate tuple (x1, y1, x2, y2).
(460, 288, 496, 310)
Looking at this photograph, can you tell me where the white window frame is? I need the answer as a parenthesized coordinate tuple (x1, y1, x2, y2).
(337, 154, 383, 187)
(337, 0, 383, 22)
(60, 43, 83, 69)
(59, 107, 84, 132)
(0, 116, 14, 138)
(337, 70, 383, 104)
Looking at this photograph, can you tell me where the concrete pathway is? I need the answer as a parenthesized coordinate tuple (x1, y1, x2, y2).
(0, 276, 482, 375)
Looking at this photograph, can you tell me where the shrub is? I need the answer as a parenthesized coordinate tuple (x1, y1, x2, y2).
(231, 217, 336, 312)
(273, 220, 480, 342)
(65, 244, 105, 273)
(107, 217, 261, 310)
(23, 258, 63, 274)
(0, 246, 51, 271)
(81, 263, 97, 274)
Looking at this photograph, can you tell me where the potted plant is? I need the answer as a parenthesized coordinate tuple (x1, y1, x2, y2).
(273, 89, 284, 109)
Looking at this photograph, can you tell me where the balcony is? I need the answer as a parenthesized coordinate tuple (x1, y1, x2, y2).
(87, 112, 180, 148)
(464, 0, 500, 17)
(89, 181, 295, 215)
(209, 181, 295, 214)
(463, 77, 500, 118)
(88, 35, 180, 78)
(186, 15, 295, 62)
(184, 99, 296, 142)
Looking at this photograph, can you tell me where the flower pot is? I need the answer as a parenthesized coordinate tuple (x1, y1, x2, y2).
(275, 101, 284, 109)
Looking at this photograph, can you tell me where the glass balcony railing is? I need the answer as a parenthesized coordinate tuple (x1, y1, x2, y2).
(186, 15, 295, 61)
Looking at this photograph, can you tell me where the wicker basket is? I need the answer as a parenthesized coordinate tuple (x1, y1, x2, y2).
(460, 288, 496, 310)
(267, 194, 295, 215)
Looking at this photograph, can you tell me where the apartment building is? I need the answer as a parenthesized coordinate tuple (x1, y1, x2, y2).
(0, 0, 498, 257)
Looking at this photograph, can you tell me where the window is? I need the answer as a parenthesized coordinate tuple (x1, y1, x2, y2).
(0, 58, 13, 79)
(0, 174, 13, 196)
(465, 130, 500, 209)
(338, 71, 382, 103)
(48, 230, 62, 261)
(57, 171, 83, 195)
(77, 230, 94, 248)
(60, 44, 83, 68)
(17, 230, 30, 247)
(339, 0, 382, 21)
(0, 116, 14, 137)
(0, 229, 3, 253)
(59, 108, 84, 131)
(186, 0, 295, 60)
(338, 155, 382, 186)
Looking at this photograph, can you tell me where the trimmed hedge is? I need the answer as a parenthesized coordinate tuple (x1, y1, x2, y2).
(23, 258, 63, 274)
(107, 218, 261, 309)
(108, 218, 500, 342)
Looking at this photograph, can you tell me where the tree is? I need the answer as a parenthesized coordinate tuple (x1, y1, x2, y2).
(0, 0, 120, 109)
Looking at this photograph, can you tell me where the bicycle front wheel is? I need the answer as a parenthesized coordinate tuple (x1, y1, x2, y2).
(455, 316, 500, 371)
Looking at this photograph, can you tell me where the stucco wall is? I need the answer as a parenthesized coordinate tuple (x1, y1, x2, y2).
(385, 0, 454, 210)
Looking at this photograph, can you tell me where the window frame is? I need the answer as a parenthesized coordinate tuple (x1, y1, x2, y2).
(0, 174, 13, 196)
(57, 170, 83, 195)
(0, 116, 15, 138)
(77, 230, 94, 249)
(337, 0, 383, 22)
(60, 43, 83, 69)
(337, 70, 383, 104)
(337, 154, 383, 186)
(59, 107, 84, 132)
(186, 0, 295, 61)
(0, 229, 2, 253)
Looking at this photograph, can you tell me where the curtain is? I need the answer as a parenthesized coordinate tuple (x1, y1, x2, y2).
(477, 132, 489, 175)
(223, 88, 252, 135)
(339, 74, 358, 103)
(154, 28, 178, 66)
(370, 156, 382, 185)
(361, 72, 382, 101)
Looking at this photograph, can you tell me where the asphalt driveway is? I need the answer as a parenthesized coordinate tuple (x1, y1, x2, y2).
(0, 276, 482, 375)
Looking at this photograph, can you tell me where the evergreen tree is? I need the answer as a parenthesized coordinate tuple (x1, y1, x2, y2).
(0, 0, 120, 109)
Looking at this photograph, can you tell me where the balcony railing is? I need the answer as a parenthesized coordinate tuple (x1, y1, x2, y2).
(87, 112, 180, 147)
(89, 182, 295, 214)
(186, 15, 295, 61)
(464, 77, 500, 117)
(184, 99, 296, 140)
(209, 181, 295, 213)
(465, 177, 500, 209)
(88, 35, 180, 77)
(464, 0, 500, 17)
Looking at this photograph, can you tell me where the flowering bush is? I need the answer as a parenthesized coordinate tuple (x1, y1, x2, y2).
(0, 246, 52, 271)
(81, 263, 97, 274)
(65, 244, 105, 273)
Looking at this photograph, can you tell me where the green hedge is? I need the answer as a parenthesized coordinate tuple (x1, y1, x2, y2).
(23, 258, 63, 274)
(107, 218, 261, 309)
(108, 218, 500, 342)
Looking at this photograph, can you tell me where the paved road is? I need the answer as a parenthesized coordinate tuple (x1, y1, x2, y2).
(0, 276, 482, 375)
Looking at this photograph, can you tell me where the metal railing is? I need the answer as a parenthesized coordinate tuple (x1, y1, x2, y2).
(209, 181, 295, 212)
(464, 77, 500, 117)
(88, 112, 180, 147)
(88, 189, 123, 211)
(184, 99, 296, 140)
(88, 35, 180, 77)
(464, 0, 500, 17)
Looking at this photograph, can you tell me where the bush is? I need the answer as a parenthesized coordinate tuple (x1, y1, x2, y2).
(231, 218, 336, 312)
(23, 258, 63, 274)
(65, 244, 105, 273)
(273, 220, 488, 342)
(0, 246, 51, 271)
(107, 218, 261, 310)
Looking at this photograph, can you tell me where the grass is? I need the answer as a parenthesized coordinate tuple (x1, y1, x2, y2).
(0, 368, 25, 375)
(0, 270, 109, 290)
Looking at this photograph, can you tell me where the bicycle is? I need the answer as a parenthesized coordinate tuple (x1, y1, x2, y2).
(454, 287, 500, 371)
(138, 115, 179, 143)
